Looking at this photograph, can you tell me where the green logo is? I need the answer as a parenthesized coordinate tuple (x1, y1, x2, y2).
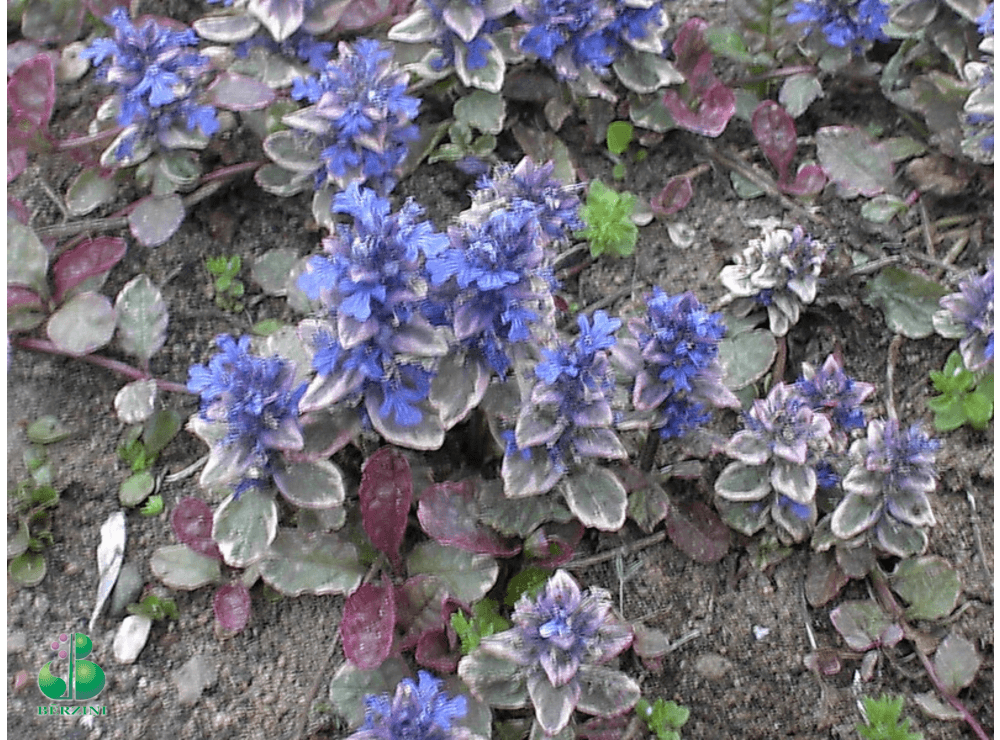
(37, 633, 106, 701)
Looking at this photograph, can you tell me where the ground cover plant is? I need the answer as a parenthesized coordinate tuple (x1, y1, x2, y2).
(6, 0, 993, 738)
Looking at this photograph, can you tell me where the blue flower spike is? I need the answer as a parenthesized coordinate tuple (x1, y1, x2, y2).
(347, 671, 473, 740)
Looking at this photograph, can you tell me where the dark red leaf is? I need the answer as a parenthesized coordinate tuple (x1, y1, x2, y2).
(577, 714, 630, 740)
(8, 147, 28, 183)
(671, 18, 711, 78)
(664, 499, 730, 563)
(651, 175, 694, 216)
(778, 164, 827, 197)
(341, 577, 397, 670)
(171, 497, 223, 560)
(415, 627, 459, 673)
(8, 286, 43, 312)
(213, 582, 252, 633)
(523, 521, 583, 567)
(752, 101, 797, 182)
(359, 446, 412, 568)
(662, 81, 735, 138)
(417, 480, 521, 557)
(7, 54, 55, 128)
(7, 197, 32, 225)
(52, 236, 128, 303)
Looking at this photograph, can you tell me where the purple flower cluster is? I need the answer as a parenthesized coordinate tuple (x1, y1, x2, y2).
(187, 334, 305, 488)
(297, 184, 449, 433)
(514, 0, 669, 80)
(616, 289, 739, 440)
(786, 0, 889, 50)
(348, 671, 470, 740)
(833, 419, 939, 557)
(81, 8, 218, 162)
(460, 570, 637, 735)
(288, 39, 420, 194)
(797, 354, 874, 446)
(934, 263, 994, 372)
(715, 382, 834, 542)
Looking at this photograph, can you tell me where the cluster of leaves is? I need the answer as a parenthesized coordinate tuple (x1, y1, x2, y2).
(117, 409, 182, 513)
(205, 255, 247, 313)
(857, 694, 924, 740)
(927, 351, 993, 431)
(7, 416, 72, 587)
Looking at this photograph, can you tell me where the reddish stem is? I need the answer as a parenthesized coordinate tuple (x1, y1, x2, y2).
(13, 337, 192, 396)
(55, 127, 121, 151)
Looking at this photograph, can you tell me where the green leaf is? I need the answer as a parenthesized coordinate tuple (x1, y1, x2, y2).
(142, 408, 182, 458)
(65, 168, 116, 216)
(454, 89, 506, 135)
(779, 73, 823, 118)
(273, 459, 346, 510)
(815, 126, 895, 198)
(119, 471, 155, 507)
(890, 556, 961, 621)
(114, 379, 158, 424)
(128, 193, 185, 247)
(864, 267, 948, 339)
(258, 528, 365, 596)
(328, 659, 410, 729)
(857, 694, 923, 740)
(407, 541, 499, 603)
(115, 274, 169, 362)
(718, 329, 777, 389)
(26, 416, 71, 445)
(251, 248, 298, 296)
(8, 520, 31, 559)
(504, 566, 552, 607)
(451, 598, 511, 654)
(637, 697, 691, 740)
(559, 465, 628, 531)
(251, 318, 284, 336)
(933, 632, 981, 694)
(606, 121, 634, 155)
(140, 494, 164, 516)
(704, 27, 755, 64)
(576, 181, 638, 259)
(7, 219, 49, 296)
(213, 489, 278, 568)
(8, 551, 47, 586)
(150, 544, 222, 590)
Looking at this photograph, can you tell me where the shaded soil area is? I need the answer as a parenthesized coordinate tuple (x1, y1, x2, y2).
(6, 4, 994, 738)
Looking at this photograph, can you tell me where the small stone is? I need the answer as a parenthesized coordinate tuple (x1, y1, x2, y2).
(114, 614, 152, 664)
(7, 632, 26, 654)
(173, 654, 219, 705)
(694, 652, 733, 681)
(753, 625, 770, 640)
(110, 562, 144, 616)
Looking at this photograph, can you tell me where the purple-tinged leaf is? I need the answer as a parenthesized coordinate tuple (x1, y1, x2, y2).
(172, 497, 224, 560)
(778, 164, 827, 197)
(7, 197, 31, 225)
(664, 499, 730, 563)
(418, 480, 521, 557)
(752, 101, 796, 182)
(523, 521, 583, 567)
(214, 582, 252, 633)
(359, 446, 413, 568)
(334, 0, 412, 31)
(128, 194, 185, 247)
(889, 556, 961, 621)
(115, 274, 169, 362)
(662, 82, 735, 138)
(8, 138, 28, 183)
(415, 627, 459, 673)
(577, 715, 630, 740)
(8, 286, 44, 313)
(830, 600, 902, 651)
(651, 175, 693, 216)
(52, 236, 127, 304)
(341, 577, 397, 670)
(7, 54, 56, 127)
(805, 550, 850, 607)
(150, 544, 222, 590)
(671, 18, 711, 78)
(631, 623, 672, 659)
(815, 126, 894, 197)
(208, 72, 276, 112)
(934, 632, 981, 694)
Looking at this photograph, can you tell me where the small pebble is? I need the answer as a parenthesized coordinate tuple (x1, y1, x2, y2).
(753, 625, 770, 640)
(109, 561, 144, 616)
(7, 631, 27, 654)
(173, 654, 219, 705)
(694, 653, 733, 681)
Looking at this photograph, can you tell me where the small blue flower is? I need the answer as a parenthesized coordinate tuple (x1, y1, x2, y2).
(81, 8, 218, 161)
(349, 671, 467, 740)
(622, 289, 737, 439)
(515, 0, 617, 79)
(286, 39, 420, 194)
(187, 334, 305, 485)
(797, 354, 875, 439)
(935, 262, 994, 371)
(786, 0, 889, 50)
(978, 2, 994, 36)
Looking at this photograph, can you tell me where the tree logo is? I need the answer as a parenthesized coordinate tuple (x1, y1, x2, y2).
(37, 633, 106, 701)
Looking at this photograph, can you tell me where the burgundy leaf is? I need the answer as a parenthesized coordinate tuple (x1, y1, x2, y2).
(662, 82, 735, 138)
(671, 18, 711, 78)
(52, 236, 128, 303)
(577, 715, 630, 740)
(8, 54, 55, 128)
(171, 497, 223, 560)
(341, 577, 397, 670)
(335, 0, 413, 30)
(523, 521, 583, 567)
(213, 582, 252, 633)
(415, 627, 459, 673)
(359, 446, 413, 568)
(651, 175, 694, 216)
(752, 101, 797, 182)
(417, 480, 521, 557)
(8, 196, 32, 225)
(8, 285, 43, 312)
(664, 499, 730, 563)
(8, 136, 29, 183)
(778, 164, 827, 197)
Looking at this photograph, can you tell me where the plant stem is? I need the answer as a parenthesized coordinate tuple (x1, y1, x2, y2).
(638, 431, 661, 472)
(13, 337, 192, 396)
(870, 568, 990, 740)
(56, 127, 121, 151)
